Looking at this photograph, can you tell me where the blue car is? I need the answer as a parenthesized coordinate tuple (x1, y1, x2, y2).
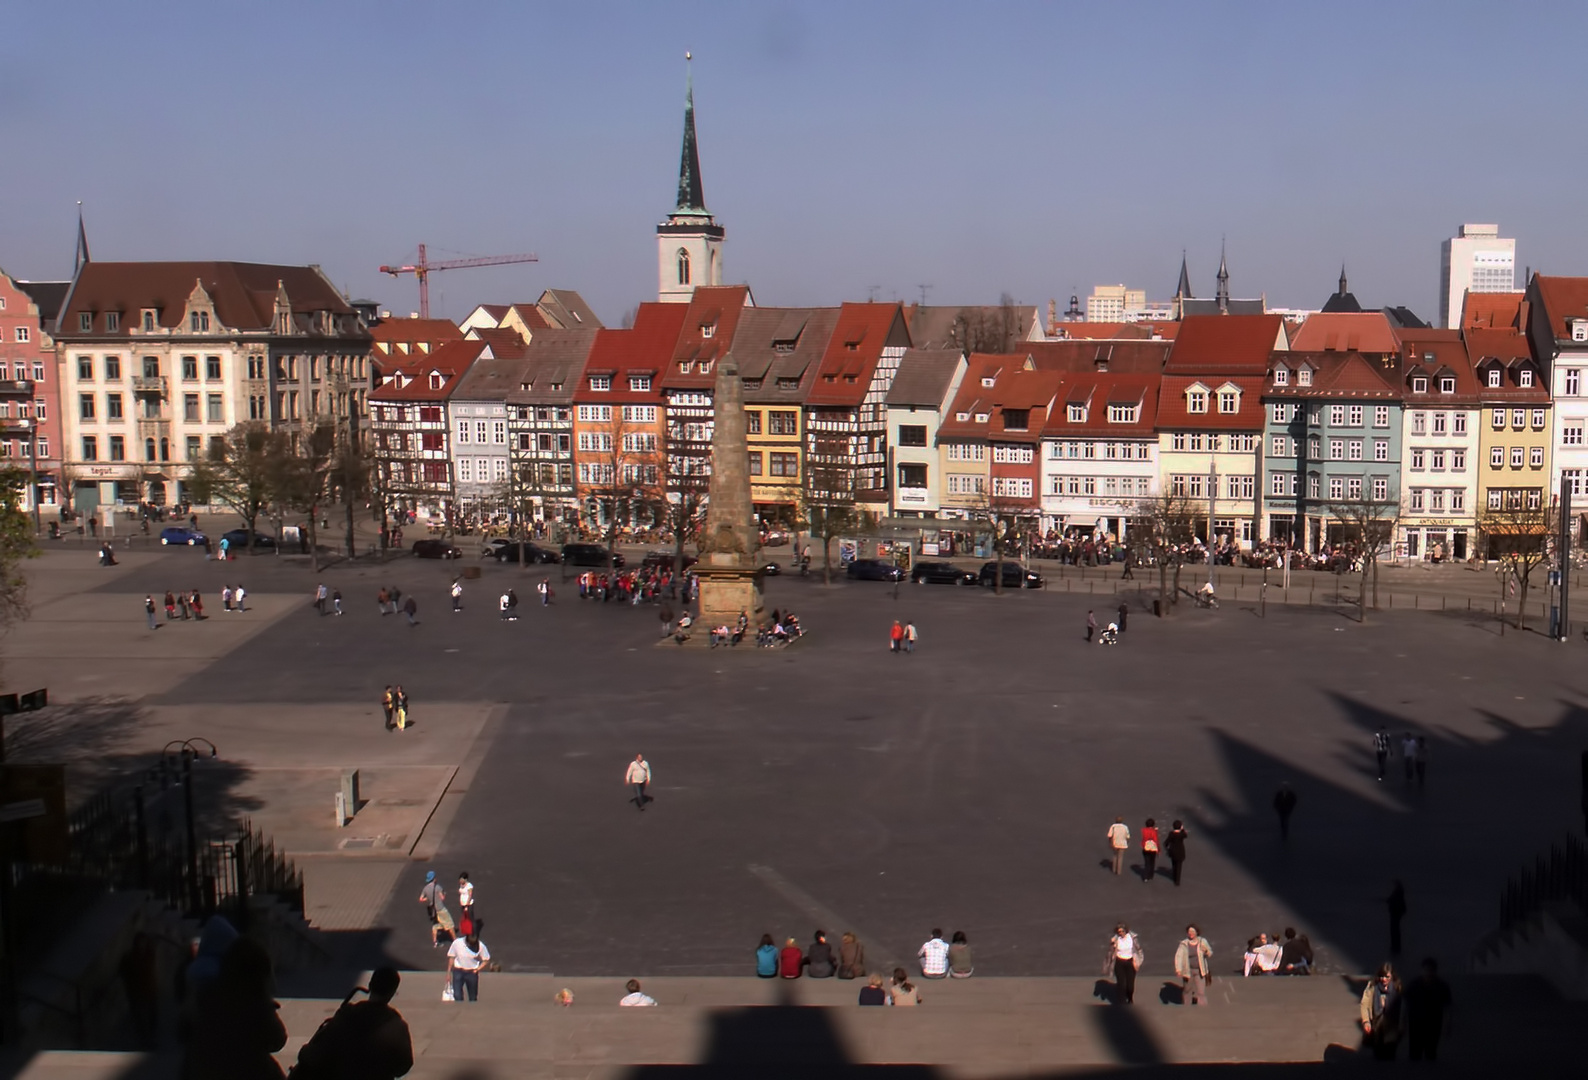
(159, 526, 207, 546)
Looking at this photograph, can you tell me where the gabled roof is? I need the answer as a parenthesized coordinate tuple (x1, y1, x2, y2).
(885, 348, 965, 409)
(506, 328, 600, 405)
(1527, 276, 1588, 343)
(1395, 338, 1480, 403)
(501, 303, 554, 331)
(535, 289, 603, 330)
(663, 285, 753, 390)
(371, 339, 484, 402)
(806, 302, 910, 407)
(1268, 351, 1400, 398)
(937, 354, 1061, 444)
(577, 304, 689, 404)
(14, 280, 70, 323)
(726, 306, 841, 405)
(1460, 291, 1528, 331)
(1164, 315, 1285, 375)
(1042, 321, 1179, 341)
(59, 261, 356, 336)
(1156, 374, 1265, 430)
(1042, 372, 1160, 438)
(1024, 340, 1172, 374)
(450, 349, 534, 403)
(1287, 312, 1399, 355)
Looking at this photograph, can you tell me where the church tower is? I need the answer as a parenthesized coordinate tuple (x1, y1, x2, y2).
(657, 55, 724, 303)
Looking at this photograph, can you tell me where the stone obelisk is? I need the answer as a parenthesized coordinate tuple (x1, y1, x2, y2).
(693, 359, 763, 626)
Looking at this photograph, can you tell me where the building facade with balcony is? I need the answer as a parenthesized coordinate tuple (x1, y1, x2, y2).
(369, 340, 482, 524)
(0, 270, 65, 514)
(53, 261, 369, 513)
(506, 328, 598, 526)
(1467, 326, 1553, 555)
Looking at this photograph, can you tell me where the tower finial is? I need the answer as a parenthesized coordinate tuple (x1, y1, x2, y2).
(74, 201, 90, 278)
(674, 53, 707, 214)
(1216, 238, 1229, 313)
(1339, 263, 1348, 296)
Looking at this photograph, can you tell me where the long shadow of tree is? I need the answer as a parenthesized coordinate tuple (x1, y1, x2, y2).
(1190, 693, 1588, 973)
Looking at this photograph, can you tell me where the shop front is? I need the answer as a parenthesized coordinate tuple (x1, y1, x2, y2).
(1400, 522, 1469, 562)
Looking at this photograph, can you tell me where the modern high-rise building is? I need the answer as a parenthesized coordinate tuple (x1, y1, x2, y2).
(1439, 223, 1516, 329)
(1086, 285, 1145, 322)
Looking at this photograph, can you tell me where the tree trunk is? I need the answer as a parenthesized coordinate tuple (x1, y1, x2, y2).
(1158, 557, 1169, 616)
(1359, 558, 1369, 622)
(345, 498, 356, 558)
(1171, 561, 1183, 608)
(994, 536, 1005, 596)
(307, 508, 321, 573)
(1516, 577, 1528, 631)
(1371, 556, 1380, 611)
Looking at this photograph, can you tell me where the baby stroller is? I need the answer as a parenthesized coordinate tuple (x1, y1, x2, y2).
(1097, 622, 1120, 645)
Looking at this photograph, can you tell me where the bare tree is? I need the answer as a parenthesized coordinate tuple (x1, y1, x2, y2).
(1325, 496, 1402, 620)
(272, 423, 339, 571)
(184, 423, 279, 551)
(584, 413, 664, 570)
(1128, 492, 1200, 614)
(328, 440, 372, 558)
(949, 293, 1023, 357)
(1480, 496, 1556, 631)
(966, 482, 1034, 595)
(798, 466, 872, 585)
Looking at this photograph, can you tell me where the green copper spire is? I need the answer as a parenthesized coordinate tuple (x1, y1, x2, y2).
(675, 53, 708, 215)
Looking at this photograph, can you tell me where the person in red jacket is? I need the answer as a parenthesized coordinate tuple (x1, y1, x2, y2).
(779, 937, 804, 978)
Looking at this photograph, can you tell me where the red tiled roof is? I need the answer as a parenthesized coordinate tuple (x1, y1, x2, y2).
(371, 339, 484, 402)
(1464, 328, 1550, 402)
(1044, 321, 1178, 341)
(1460, 292, 1528, 332)
(1156, 374, 1266, 430)
(1040, 372, 1160, 438)
(1023, 340, 1172, 374)
(1287, 312, 1399, 354)
(464, 326, 530, 353)
(1164, 315, 1284, 376)
(1528, 276, 1588, 342)
(937, 354, 1061, 443)
(662, 286, 753, 390)
(1396, 337, 1481, 402)
(805, 302, 909, 407)
(370, 318, 465, 346)
(1268, 352, 1400, 398)
(578, 304, 688, 404)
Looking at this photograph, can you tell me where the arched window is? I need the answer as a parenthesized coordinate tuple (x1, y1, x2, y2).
(145, 437, 157, 461)
(677, 248, 691, 286)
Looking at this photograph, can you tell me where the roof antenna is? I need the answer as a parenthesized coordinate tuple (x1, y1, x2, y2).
(866, 285, 881, 302)
(917, 284, 932, 306)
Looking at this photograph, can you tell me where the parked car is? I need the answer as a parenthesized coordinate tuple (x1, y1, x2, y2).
(911, 561, 977, 586)
(978, 561, 1044, 589)
(480, 538, 513, 559)
(761, 561, 783, 576)
(221, 528, 276, 550)
(846, 558, 904, 582)
(413, 538, 464, 559)
(561, 543, 625, 568)
(760, 529, 791, 547)
(493, 541, 560, 564)
(641, 550, 697, 571)
(159, 526, 207, 547)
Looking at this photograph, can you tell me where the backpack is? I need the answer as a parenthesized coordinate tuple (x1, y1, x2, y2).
(289, 986, 365, 1078)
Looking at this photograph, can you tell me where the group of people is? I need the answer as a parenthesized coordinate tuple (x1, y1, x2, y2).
(887, 619, 918, 653)
(1374, 726, 1430, 784)
(381, 685, 412, 731)
(377, 585, 420, 625)
(1240, 927, 1314, 976)
(576, 566, 681, 604)
(755, 928, 973, 1003)
(143, 587, 245, 628)
(313, 582, 344, 615)
(417, 870, 494, 1003)
(1085, 603, 1130, 643)
(1106, 816, 1190, 884)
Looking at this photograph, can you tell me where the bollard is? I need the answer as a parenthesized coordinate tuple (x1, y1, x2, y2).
(341, 769, 360, 818)
(335, 790, 349, 828)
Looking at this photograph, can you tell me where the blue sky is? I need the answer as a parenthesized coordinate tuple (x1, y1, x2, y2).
(3, 1, 1585, 325)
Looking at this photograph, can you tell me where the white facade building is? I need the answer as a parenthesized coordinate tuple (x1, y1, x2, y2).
(1440, 224, 1516, 329)
(1038, 373, 1160, 539)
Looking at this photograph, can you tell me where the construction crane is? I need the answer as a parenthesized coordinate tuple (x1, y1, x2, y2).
(378, 243, 539, 320)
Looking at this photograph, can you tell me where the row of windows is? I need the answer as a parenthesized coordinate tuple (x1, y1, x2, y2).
(80, 434, 222, 463)
(1169, 433, 1259, 452)
(991, 445, 1034, 464)
(0, 437, 48, 457)
(586, 375, 652, 393)
(992, 477, 1034, 499)
(1407, 489, 1465, 513)
(946, 473, 985, 494)
(1408, 411, 1469, 436)
(1170, 474, 1256, 499)
(1269, 473, 1393, 501)
(1491, 408, 1547, 431)
(1184, 388, 1241, 414)
(457, 421, 508, 445)
(1049, 475, 1153, 497)
(0, 399, 46, 420)
(1061, 404, 1141, 424)
(79, 392, 225, 423)
(0, 362, 45, 382)
(1489, 446, 1546, 469)
(1271, 436, 1394, 462)
(747, 452, 799, 478)
(1408, 448, 1467, 471)
(76, 354, 223, 381)
(746, 410, 798, 435)
(1487, 488, 1543, 511)
(1048, 441, 1152, 461)
(456, 457, 510, 484)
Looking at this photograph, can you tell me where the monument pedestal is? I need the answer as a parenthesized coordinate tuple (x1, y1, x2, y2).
(694, 552, 763, 628)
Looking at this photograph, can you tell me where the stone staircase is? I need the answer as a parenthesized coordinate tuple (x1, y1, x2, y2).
(13, 972, 1588, 1078)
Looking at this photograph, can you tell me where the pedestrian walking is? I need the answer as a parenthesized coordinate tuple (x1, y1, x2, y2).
(1120, 550, 1135, 580)
(1404, 958, 1452, 1062)
(1106, 816, 1130, 875)
(1359, 963, 1404, 1061)
(178, 592, 191, 620)
(625, 753, 651, 810)
(537, 578, 551, 605)
(903, 621, 918, 653)
(660, 604, 674, 637)
(1401, 733, 1417, 781)
(451, 580, 463, 612)
(402, 595, 418, 627)
(889, 620, 903, 654)
(1116, 602, 1128, 632)
(1166, 820, 1189, 886)
(1414, 736, 1428, 784)
(235, 584, 247, 611)
(162, 591, 175, 620)
(1273, 782, 1297, 841)
(1173, 925, 1212, 1005)
(506, 589, 519, 619)
(1086, 610, 1097, 642)
(190, 590, 204, 619)
(332, 588, 343, 615)
(446, 930, 490, 1002)
(1374, 726, 1391, 781)
(218, 536, 230, 562)
(1140, 818, 1159, 882)
(378, 587, 390, 615)
(145, 595, 158, 630)
(1105, 923, 1142, 1004)
(418, 871, 452, 949)
(456, 872, 475, 932)
(315, 582, 328, 615)
(1386, 880, 1407, 955)
(394, 686, 409, 731)
(382, 686, 395, 731)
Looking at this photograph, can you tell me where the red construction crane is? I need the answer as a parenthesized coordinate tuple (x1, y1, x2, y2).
(378, 243, 539, 320)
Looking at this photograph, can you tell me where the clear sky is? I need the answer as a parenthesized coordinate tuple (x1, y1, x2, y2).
(4, 1, 1586, 325)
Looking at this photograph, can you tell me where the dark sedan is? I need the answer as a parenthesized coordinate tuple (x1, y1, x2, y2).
(912, 561, 978, 586)
(846, 558, 904, 582)
(413, 538, 465, 559)
(221, 528, 276, 550)
(158, 526, 207, 546)
(493, 542, 560, 564)
(561, 543, 625, 568)
(978, 561, 1044, 589)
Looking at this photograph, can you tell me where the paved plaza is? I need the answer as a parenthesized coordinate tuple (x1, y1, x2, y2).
(7, 542, 1586, 991)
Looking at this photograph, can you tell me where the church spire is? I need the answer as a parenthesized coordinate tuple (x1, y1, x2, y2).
(675, 53, 708, 215)
(73, 201, 91, 278)
(1175, 250, 1192, 299)
(1338, 264, 1349, 297)
(1216, 241, 1230, 314)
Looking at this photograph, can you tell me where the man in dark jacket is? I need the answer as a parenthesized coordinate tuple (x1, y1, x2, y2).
(806, 931, 836, 978)
(293, 966, 414, 1079)
(1273, 782, 1298, 840)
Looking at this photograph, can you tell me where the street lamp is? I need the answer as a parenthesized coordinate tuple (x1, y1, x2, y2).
(160, 738, 219, 914)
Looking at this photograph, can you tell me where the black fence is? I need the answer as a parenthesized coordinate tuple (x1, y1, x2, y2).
(24, 785, 302, 924)
(1498, 834, 1588, 931)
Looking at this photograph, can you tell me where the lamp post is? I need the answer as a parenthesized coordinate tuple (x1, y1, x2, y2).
(161, 738, 219, 914)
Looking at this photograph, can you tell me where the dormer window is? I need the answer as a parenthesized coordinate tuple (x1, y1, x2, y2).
(974, 412, 990, 423)
(1218, 389, 1239, 413)
(428, 371, 445, 390)
(590, 376, 611, 392)
(1186, 388, 1208, 414)
(700, 360, 713, 374)
(1487, 367, 1501, 388)
(1108, 404, 1139, 423)
(1411, 376, 1428, 394)
(190, 310, 210, 332)
(981, 376, 996, 388)
(1519, 369, 1534, 388)
(701, 323, 715, 340)
(1296, 367, 1312, 387)
(105, 312, 120, 332)
(955, 411, 970, 421)
(1273, 367, 1288, 386)
(1574, 321, 1588, 342)
(1439, 376, 1455, 393)
(142, 309, 157, 332)
(1003, 408, 1029, 431)
(629, 375, 651, 392)
(1067, 404, 1087, 423)
(78, 313, 92, 332)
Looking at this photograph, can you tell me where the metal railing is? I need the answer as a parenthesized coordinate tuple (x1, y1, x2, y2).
(1497, 834, 1588, 932)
